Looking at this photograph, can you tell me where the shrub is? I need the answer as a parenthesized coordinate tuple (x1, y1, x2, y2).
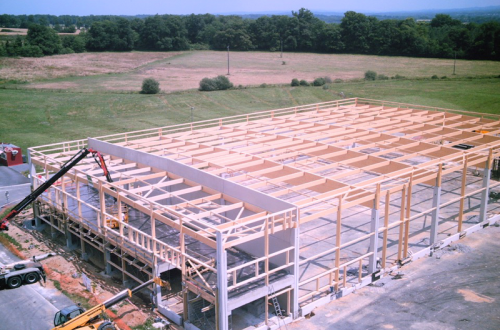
(431, 75, 439, 79)
(19, 45, 43, 57)
(291, 78, 300, 86)
(199, 77, 217, 91)
(260, 83, 268, 88)
(323, 76, 333, 84)
(377, 74, 389, 80)
(141, 78, 160, 94)
(299, 79, 310, 86)
(322, 84, 330, 90)
(334, 78, 344, 83)
(199, 75, 233, 91)
(313, 77, 326, 86)
(394, 74, 406, 80)
(364, 70, 377, 81)
(214, 75, 233, 90)
(441, 76, 447, 79)
(59, 47, 75, 55)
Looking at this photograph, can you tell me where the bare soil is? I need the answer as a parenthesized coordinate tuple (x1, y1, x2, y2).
(5, 208, 153, 329)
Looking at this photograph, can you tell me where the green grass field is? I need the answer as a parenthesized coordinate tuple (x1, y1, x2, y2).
(1, 77, 500, 151)
(1, 51, 499, 152)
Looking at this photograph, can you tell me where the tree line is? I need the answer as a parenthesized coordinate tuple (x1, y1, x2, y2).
(1, 9, 499, 60)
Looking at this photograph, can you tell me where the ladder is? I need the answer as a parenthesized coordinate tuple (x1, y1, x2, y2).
(269, 285, 288, 330)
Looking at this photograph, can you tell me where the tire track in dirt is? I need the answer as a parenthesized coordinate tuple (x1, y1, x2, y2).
(157, 95, 173, 110)
(286, 89, 299, 106)
(199, 93, 232, 110)
(240, 90, 273, 106)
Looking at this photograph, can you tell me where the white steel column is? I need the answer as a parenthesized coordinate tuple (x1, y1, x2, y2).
(216, 231, 229, 330)
(292, 218, 300, 318)
(479, 151, 492, 223)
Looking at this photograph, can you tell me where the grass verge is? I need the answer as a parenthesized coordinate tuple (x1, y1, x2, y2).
(0, 77, 499, 151)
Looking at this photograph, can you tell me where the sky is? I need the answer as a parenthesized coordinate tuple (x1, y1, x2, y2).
(2, 0, 500, 16)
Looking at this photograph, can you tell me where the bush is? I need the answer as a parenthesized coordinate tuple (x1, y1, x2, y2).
(214, 75, 233, 90)
(291, 78, 300, 86)
(322, 84, 330, 90)
(299, 79, 310, 86)
(334, 78, 344, 83)
(441, 76, 447, 79)
(199, 77, 217, 91)
(431, 75, 439, 79)
(377, 74, 389, 80)
(199, 75, 233, 91)
(141, 78, 160, 94)
(394, 74, 406, 80)
(260, 83, 268, 88)
(323, 76, 333, 84)
(364, 70, 377, 81)
(313, 77, 326, 86)
(18, 45, 43, 57)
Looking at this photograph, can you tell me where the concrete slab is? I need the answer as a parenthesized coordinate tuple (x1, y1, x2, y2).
(288, 223, 500, 330)
(0, 166, 29, 187)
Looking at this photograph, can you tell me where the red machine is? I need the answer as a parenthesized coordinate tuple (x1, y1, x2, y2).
(0, 143, 23, 166)
(0, 148, 112, 231)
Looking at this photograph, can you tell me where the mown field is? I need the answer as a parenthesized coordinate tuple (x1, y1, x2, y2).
(0, 51, 499, 152)
(2, 51, 500, 91)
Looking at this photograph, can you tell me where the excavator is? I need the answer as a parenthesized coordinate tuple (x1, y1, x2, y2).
(0, 147, 127, 231)
(52, 277, 169, 330)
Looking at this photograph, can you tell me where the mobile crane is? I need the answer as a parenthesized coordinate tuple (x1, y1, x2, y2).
(52, 277, 168, 330)
(0, 147, 126, 231)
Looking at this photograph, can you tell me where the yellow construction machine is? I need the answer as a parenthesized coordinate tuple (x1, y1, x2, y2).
(105, 205, 129, 229)
(52, 277, 167, 330)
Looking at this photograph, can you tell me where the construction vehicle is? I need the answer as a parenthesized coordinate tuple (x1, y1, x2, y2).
(0, 259, 46, 289)
(52, 277, 168, 330)
(0, 147, 127, 231)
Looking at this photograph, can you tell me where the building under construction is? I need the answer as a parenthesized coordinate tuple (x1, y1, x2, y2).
(28, 98, 500, 330)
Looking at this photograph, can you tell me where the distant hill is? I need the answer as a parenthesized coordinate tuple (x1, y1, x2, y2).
(228, 6, 500, 24)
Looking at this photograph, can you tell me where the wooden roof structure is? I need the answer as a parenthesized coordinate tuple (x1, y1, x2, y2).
(29, 98, 500, 247)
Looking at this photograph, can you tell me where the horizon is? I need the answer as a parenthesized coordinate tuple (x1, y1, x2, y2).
(2, 0, 500, 16)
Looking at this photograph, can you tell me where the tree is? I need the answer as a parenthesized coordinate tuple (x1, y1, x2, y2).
(341, 11, 376, 54)
(431, 14, 462, 28)
(86, 19, 135, 51)
(318, 24, 344, 52)
(26, 24, 62, 55)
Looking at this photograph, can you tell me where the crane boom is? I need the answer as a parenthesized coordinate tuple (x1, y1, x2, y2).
(52, 277, 168, 330)
(0, 147, 110, 231)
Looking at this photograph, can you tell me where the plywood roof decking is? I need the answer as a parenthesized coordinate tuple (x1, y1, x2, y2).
(30, 99, 500, 232)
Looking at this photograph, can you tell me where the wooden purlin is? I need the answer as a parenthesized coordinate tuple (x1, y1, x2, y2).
(29, 154, 267, 248)
(30, 98, 500, 249)
(99, 108, 495, 214)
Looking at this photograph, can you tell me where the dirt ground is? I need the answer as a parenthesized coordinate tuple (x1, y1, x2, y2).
(3, 208, 155, 329)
